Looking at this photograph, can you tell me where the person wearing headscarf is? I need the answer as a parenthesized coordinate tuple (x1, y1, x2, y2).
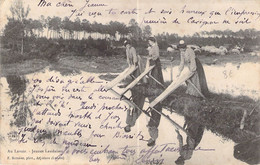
(176, 40, 209, 97)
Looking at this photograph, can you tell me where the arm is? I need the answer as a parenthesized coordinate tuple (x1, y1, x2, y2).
(177, 53, 184, 77)
(188, 49, 197, 72)
(126, 54, 131, 67)
(151, 45, 160, 60)
(149, 45, 160, 65)
(131, 47, 138, 66)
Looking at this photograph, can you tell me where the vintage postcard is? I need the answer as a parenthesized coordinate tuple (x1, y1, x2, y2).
(0, 0, 259, 164)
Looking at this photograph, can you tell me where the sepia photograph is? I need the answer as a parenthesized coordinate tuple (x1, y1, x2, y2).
(0, 0, 260, 164)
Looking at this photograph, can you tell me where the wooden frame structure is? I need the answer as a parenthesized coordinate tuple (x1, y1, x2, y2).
(106, 64, 204, 135)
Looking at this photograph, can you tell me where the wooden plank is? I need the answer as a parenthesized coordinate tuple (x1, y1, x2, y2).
(149, 75, 166, 89)
(109, 89, 152, 118)
(150, 107, 189, 135)
(109, 90, 188, 135)
(149, 71, 194, 108)
(105, 66, 138, 89)
(119, 65, 155, 95)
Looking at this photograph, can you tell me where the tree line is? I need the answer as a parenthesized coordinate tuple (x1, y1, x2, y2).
(2, 0, 260, 55)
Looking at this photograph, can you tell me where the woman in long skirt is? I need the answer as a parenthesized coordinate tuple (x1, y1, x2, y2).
(145, 37, 165, 146)
(123, 40, 146, 133)
(176, 40, 209, 97)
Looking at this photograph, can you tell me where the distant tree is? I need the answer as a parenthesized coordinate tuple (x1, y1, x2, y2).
(244, 29, 257, 39)
(48, 16, 62, 38)
(82, 19, 91, 39)
(107, 21, 128, 39)
(46, 16, 51, 38)
(4, 19, 23, 50)
(142, 25, 152, 40)
(61, 17, 73, 39)
(23, 18, 33, 37)
(24, 19, 43, 37)
(91, 21, 99, 38)
(118, 23, 129, 38)
(108, 21, 119, 37)
(5, 0, 30, 53)
(223, 29, 234, 37)
(39, 15, 46, 37)
(200, 31, 209, 37)
(128, 19, 142, 41)
(32, 20, 43, 37)
(9, 0, 30, 21)
(74, 18, 82, 39)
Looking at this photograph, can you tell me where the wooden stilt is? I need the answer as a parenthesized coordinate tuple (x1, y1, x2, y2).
(150, 107, 190, 136)
(105, 66, 138, 90)
(150, 71, 194, 108)
(120, 65, 155, 96)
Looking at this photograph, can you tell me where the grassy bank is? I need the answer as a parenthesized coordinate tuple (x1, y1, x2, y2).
(162, 86, 260, 143)
(128, 82, 260, 143)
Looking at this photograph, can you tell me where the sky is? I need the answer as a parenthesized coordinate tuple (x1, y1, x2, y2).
(0, 0, 260, 36)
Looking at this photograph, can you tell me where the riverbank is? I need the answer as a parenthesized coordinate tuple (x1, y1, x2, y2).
(162, 86, 260, 144)
(1, 50, 259, 77)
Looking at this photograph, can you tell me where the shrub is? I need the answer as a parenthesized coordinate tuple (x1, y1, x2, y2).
(84, 48, 102, 57)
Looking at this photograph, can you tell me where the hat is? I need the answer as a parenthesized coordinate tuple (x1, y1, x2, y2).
(123, 40, 131, 46)
(148, 37, 156, 43)
(177, 40, 187, 49)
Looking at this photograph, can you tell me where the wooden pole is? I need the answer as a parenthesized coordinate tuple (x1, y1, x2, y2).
(170, 61, 173, 82)
(150, 107, 190, 136)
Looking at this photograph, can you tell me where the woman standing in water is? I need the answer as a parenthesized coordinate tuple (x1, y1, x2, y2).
(123, 40, 146, 134)
(145, 37, 165, 146)
(176, 40, 209, 97)
(124, 37, 165, 147)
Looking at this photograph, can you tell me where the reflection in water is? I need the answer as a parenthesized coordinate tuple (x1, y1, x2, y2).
(6, 75, 33, 127)
(234, 137, 260, 165)
(175, 116, 205, 165)
(2, 66, 259, 164)
(6, 75, 27, 96)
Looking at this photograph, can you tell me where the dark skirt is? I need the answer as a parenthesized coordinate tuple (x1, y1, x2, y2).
(186, 58, 209, 97)
(147, 58, 164, 128)
(195, 58, 209, 97)
(148, 58, 164, 89)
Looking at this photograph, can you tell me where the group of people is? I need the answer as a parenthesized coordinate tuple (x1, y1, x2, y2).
(122, 37, 209, 147)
